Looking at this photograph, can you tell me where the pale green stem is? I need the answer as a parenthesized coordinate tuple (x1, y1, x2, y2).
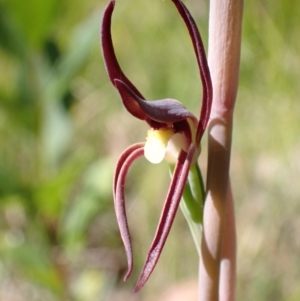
(219, 182, 236, 301)
(170, 163, 205, 256)
(198, 0, 243, 301)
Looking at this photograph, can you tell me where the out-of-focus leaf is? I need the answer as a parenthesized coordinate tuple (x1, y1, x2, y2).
(41, 101, 73, 165)
(0, 244, 64, 296)
(61, 158, 113, 245)
(0, 5, 26, 58)
(1, 0, 61, 49)
(34, 155, 89, 218)
(45, 12, 101, 103)
(40, 13, 101, 165)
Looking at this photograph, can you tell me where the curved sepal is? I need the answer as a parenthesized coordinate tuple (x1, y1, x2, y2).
(134, 144, 196, 292)
(115, 79, 196, 124)
(171, 0, 212, 142)
(101, 0, 147, 120)
(114, 143, 145, 280)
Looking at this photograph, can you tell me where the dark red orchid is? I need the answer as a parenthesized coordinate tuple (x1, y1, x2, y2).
(101, 0, 212, 292)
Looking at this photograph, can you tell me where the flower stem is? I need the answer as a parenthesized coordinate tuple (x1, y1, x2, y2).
(198, 0, 243, 300)
(170, 163, 205, 256)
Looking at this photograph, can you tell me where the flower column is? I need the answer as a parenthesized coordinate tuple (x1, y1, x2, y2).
(199, 0, 243, 301)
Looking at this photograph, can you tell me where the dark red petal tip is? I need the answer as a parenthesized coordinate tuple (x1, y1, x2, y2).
(114, 144, 145, 281)
(101, 0, 147, 120)
(115, 79, 195, 123)
(100, 0, 121, 85)
(134, 144, 196, 292)
(171, 0, 212, 143)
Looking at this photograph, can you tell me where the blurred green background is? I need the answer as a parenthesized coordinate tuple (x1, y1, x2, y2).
(0, 0, 300, 300)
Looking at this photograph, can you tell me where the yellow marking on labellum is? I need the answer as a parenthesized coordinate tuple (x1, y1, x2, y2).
(144, 128, 174, 164)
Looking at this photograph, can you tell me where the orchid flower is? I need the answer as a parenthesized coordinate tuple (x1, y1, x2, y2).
(101, 0, 212, 292)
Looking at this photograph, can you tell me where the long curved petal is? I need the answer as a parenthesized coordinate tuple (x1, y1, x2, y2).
(101, 0, 147, 120)
(114, 144, 145, 281)
(134, 143, 196, 292)
(115, 79, 196, 123)
(113, 142, 145, 198)
(171, 0, 213, 143)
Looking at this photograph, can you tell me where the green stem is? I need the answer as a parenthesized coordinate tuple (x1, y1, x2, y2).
(169, 163, 205, 256)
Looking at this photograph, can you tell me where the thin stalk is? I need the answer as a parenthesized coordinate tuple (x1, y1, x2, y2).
(199, 0, 243, 300)
(179, 163, 205, 256)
